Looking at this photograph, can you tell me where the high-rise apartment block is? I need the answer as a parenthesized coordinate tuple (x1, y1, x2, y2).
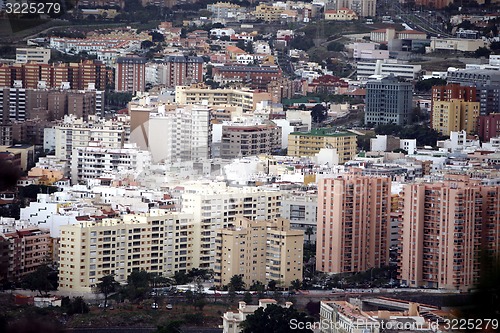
(214, 216, 303, 288)
(212, 65, 282, 89)
(220, 122, 282, 159)
(316, 174, 391, 274)
(287, 129, 357, 164)
(163, 55, 204, 87)
(477, 113, 500, 142)
(399, 176, 500, 291)
(131, 104, 212, 163)
(115, 57, 146, 93)
(51, 114, 130, 160)
(431, 99, 480, 136)
(1, 228, 51, 282)
(179, 182, 282, 269)
(0, 60, 110, 90)
(58, 210, 194, 292)
(365, 75, 413, 126)
(447, 69, 500, 115)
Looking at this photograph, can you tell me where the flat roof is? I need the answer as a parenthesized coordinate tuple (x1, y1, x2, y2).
(290, 129, 356, 137)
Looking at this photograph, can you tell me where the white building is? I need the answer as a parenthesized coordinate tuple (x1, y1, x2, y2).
(51, 114, 130, 161)
(222, 300, 292, 333)
(280, 191, 318, 242)
(350, 42, 389, 60)
(400, 139, 417, 155)
(437, 130, 481, 153)
(146, 104, 212, 163)
(70, 142, 151, 185)
(357, 59, 422, 81)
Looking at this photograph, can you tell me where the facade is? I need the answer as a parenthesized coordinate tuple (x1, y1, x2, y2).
(52, 114, 130, 161)
(175, 85, 271, 113)
(16, 48, 50, 64)
(2, 228, 51, 282)
(220, 122, 281, 158)
(58, 210, 195, 292)
(70, 142, 151, 185)
(288, 129, 357, 164)
(447, 69, 500, 116)
(254, 4, 284, 22)
(477, 113, 500, 142)
(115, 57, 147, 93)
(399, 177, 500, 291)
(429, 38, 488, 52)
(316, 174, 391, 274)
(0, 61, 110, 90)
(212, 65, 282, 89)
(214, 216, 303, 288)
(357, 60, 422, 81)
(280, 192, 318, 242)
(207, 2, 242, 20)
(365, 75, 413, 126)
(146, 104, 212, 163)
(163, 56, 204, 87)
(179, 182, 282, 269)
(334, 0, 376, 17)
(324, 8, 358, 20)
(431, 99, 480, 136)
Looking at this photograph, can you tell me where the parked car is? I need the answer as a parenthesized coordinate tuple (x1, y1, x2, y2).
(151, 303, 159, 309)
(166, 303, 173, 310)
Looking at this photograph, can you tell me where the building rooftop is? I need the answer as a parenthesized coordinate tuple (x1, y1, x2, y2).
(290, 129, 356, 137)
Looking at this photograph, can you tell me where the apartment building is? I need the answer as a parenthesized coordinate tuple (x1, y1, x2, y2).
(51, 114, 130, 161)
(136, 104, 212, 163)
(220, 122, 281, 158)
(2, 228, 51, 282)
(207, 2, 242, 20)
(477, 113, 500, 142)
(324, 8, 358, 20)
(58, 210, 194, 292)
(431, 99, 480, 136)
(365, 75, 413, 126)
(16, 48, 51, 64)
(0, 60, 110, 90)
(316, 173, 391, 274)
(179, 182, 282, 269)
(115, 57, 147, 93)
(399, 177, 500, 291)
(212, 65, 282, 90)
(0, 87, 103, 124)
(175, 85, 271, 113)
(287, 129, 357, 164)
(447, 69, 500, 116)
(70, 142, 151, 185)
(214, 216, 303, 288)
(164, 55, 204, 87)
(334, 0, 376, 17)
(280, 191, 318, 242)
(254, 4, 284, 22)
(357, 60, 422, 81)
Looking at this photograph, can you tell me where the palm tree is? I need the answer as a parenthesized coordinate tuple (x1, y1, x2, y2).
(305, 226, 314, 244)
(97, 274, 119, 309)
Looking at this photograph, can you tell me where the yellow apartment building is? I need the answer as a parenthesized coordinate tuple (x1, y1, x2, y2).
(432, 99, 480, 136)
(287, 129, 357, 164)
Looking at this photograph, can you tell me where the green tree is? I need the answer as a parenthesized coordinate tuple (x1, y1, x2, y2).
(67, 296, 90, 315)
(475, 46, 491, 58)
(290, 279, 302, 291)
(126, 270, 151, 301)
(173, 271, 190, 285)
(290, 35, 314, 51)
(268, 280, 277, 291)
(240, 304, 314, 333)
(326, 41, 345, 52)
(311, 104, 327, 123)
(229, 274, 245, 291)
(97, 274, 119, 309)
(23, 265, 54, 296)
(243, 291, 253, 304)
(414, 78, 446, 93)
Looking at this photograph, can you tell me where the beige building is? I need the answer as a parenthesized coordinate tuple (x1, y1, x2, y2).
(335, 0, 376, 17)
(221, 122, 282, 158)
(16, 47, 51, 64)
(215, 216, 303, 288)
(180, 182, 282, 270)
(316, 173, 391, 274)
(399, 176, 500, 291)
(431, 99, 480, 136)
(288, 129, 357, 164)
(175, 85, 271, 113)
(58, 210, 194, 292)
(324, 8, 358, 21)
(254, 4, 284, 22)
(429, 38, 488, 52)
